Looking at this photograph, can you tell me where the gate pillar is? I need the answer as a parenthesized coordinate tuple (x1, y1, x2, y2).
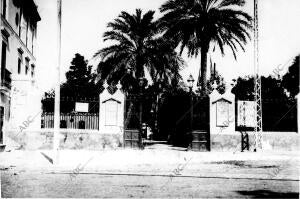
(209, 87, 236, 151)
(99, 82, 125, 135)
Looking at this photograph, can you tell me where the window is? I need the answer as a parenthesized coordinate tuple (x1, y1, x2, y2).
(31, 64, 35, 78)
(25, 58, 29, 75)
(1, 0, 7, 18)
(31, 34, 34, 54)
(1, 30, 9, 80)
(17, 59, 21, 74)
(1, 30, 9, 48)
(18, 8, 23, 37)
(19, 12, 27, 44)
(18, 13, 21, 36)
(15, 13, 19, 27)
(17, 49, 23, 74)
(25, 20, 29, 46)
(1, 42, 7, 80)
(31, 24, 37, 55)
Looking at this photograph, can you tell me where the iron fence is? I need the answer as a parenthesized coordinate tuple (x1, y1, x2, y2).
(41, 112, 99, 130)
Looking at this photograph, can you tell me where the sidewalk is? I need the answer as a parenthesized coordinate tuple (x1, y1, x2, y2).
(1, 147, 299, 181)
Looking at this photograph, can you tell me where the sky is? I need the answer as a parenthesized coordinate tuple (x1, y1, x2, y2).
(35, 0, 300, 93)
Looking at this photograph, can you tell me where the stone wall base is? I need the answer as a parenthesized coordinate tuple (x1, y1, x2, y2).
(6, 130, 123, 150)
(211, 132, 300, 152)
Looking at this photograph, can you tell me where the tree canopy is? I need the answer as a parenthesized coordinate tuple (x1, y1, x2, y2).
(282, 55, 299, 99)
(61, 53, 98, 98)
(159, 0, 252, 92)
(94, 9, 185, 93)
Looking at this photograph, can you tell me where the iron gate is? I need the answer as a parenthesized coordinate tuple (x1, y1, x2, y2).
(157, 94, 210, 151)
(123, 93, 155, 149)
(124, 94, 142, 149)
(190, 96, 210, 151)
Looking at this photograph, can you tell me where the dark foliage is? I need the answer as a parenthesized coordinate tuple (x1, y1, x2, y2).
(42, 53, 99, 113)
(232, 75, 297, 132)
(232, 76, 288, 100)
(159, 0, 252, 90)
(94, 9, 185, 94)
(62, 53, 98, 98)
(282, 55, 299, 99)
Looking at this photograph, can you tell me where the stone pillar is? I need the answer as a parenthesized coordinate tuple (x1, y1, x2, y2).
(209, 87, 236, 151)
(209, 88, 235, 135)
(99, 82, 125, 134)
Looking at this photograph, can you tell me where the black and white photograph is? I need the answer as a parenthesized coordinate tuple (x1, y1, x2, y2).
(0, 0, 299, 198)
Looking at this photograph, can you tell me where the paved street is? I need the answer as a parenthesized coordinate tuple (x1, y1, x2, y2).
(1, 171, 299, 198)
(1, 146, 299, 198)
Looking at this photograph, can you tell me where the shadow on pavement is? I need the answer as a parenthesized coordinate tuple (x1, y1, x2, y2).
(236, 190, 299, 198)
(40, 152, 53, 164)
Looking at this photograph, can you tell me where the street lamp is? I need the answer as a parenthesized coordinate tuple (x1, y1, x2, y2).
(138, 77, 146, 148)
(139, 77, 147, 87)
(187, 74, 195, 93)
(187, 74, 194, 149)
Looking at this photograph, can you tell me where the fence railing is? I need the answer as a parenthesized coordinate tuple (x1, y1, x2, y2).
(41, 112, 99, 130)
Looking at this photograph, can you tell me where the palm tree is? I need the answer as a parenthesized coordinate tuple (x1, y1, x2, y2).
(159, 0, 252, 93)
(94, 9, 185, 93)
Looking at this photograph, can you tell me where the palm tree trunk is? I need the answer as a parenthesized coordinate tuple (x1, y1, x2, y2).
(200, 46, 209, 94)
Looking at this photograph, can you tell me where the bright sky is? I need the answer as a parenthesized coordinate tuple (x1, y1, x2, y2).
(35, 0, 300, 93)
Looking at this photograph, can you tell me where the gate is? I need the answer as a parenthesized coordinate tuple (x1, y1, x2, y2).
(123, 93, 155, 149)
(190, 96, 210, 151)
(124, 94, 142, 149)
(157, 94, 210, 151)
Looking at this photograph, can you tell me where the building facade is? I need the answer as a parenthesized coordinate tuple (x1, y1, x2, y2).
(0, 0, 41, 145)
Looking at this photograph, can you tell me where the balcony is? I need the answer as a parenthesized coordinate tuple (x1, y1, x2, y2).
(1, 69, 12, 90)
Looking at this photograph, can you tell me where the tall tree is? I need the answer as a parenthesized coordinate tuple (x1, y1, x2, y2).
(94, 9, 185, 93)
(206, 73, 226, 94)
(61, 53, 97, 97)
(159, 0, 252, 93)
(282, 55, 299, 99)
(231, 75, 296, 132)
(231, 76, 288, 100)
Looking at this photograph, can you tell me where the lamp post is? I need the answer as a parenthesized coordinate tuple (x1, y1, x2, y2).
(138, 77, 146, 148)
(53, 0, 62, 164)
(155, 79, 163, 140)
(187, 74, 195, 132)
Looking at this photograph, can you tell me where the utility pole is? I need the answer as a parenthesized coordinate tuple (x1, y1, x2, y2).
(254, 0, 263, 151)
(54, 0, 62, 164)
(0, 0, 3, 147)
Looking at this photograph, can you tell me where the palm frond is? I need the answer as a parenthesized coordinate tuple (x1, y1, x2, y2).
(94, 8, 185, 90)
(217, 0, 245, 8)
